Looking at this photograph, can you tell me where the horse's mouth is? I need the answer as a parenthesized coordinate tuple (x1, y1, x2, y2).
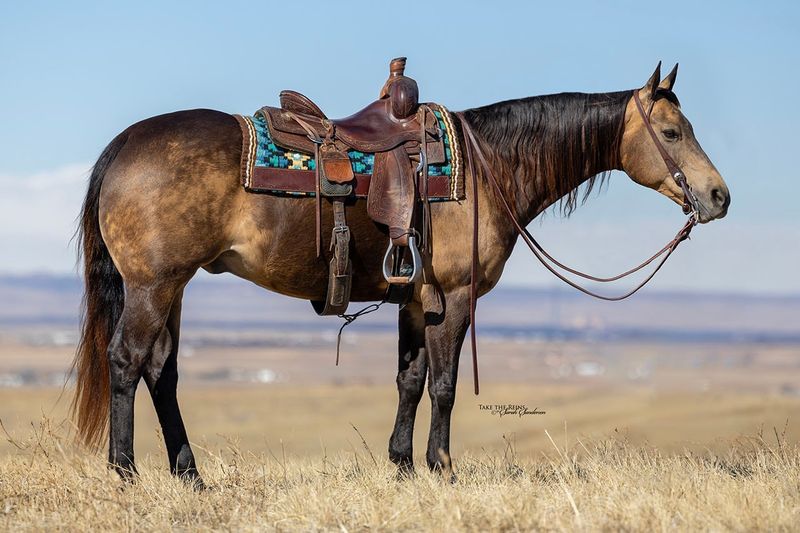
(696, 209, 714, 224)
(663, 187, 724, 224)
(694, 196, 729, 224)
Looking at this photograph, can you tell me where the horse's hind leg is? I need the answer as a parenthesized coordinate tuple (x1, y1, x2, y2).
(143, 289, 203, 488)
(107, 281, 184, 480)
(388, 301, 428, 475)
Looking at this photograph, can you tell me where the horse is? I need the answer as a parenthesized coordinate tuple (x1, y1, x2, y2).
(71, 63, 730, 485)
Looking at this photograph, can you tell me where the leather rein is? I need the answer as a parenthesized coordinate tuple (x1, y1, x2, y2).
(457, 90, 701, 395)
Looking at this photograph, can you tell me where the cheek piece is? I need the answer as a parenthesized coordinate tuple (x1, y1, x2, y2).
(632, 90, 702, 221)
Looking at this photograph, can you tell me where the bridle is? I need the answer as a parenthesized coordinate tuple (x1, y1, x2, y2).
(457, 90, 704, 394)
(632, 90, 704, 220)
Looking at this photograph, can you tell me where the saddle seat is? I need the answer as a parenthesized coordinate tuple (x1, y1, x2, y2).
(265, 93, 441, 156)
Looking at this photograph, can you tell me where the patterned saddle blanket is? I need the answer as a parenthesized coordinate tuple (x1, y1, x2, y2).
(234, 103, 464, 201)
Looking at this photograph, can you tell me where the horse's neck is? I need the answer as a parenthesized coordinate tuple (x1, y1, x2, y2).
(467, 91, 628, 226)
(519, 163, 613, 224)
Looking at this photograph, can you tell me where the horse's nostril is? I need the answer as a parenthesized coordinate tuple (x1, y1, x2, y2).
(711, 188, 729, 209)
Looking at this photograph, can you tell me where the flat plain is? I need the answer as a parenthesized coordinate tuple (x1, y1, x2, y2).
(1, 277, 798, 530)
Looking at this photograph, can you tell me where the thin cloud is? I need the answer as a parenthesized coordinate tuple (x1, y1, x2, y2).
(0, 164, 91, 272)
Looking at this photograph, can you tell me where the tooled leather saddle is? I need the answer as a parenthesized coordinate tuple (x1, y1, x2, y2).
(258, 57, 446, 315)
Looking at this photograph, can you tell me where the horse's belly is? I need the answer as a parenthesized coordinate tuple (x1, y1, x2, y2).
(214, 195, 391, 302)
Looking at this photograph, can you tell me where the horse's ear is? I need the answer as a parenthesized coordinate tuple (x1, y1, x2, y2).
(658, 63, 678, 92)
(640, 61, 662, 100)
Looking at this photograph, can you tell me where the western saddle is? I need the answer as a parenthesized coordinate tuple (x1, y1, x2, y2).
(261, 57, 445, 315)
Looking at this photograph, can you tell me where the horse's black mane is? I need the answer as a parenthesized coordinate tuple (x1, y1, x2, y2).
(463, 90, 632, 216)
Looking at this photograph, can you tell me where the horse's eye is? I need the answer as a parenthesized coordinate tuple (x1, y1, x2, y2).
(662, 129, 679, 141)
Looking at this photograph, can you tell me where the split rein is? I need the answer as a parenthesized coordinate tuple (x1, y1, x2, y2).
(333, 96, 701, 397)
(457, 94, 700, 394)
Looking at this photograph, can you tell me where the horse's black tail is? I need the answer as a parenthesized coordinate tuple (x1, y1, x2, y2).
(70, 131, 129, 449)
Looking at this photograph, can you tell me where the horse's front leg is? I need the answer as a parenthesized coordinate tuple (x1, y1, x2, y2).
(423, 286, 470, 475)
(388, 301, 428, 475)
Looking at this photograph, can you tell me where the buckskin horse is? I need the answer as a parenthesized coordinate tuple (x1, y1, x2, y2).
(71, 62, 730, 486)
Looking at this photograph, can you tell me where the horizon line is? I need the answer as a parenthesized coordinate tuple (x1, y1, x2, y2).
(1, 270, 798, 301)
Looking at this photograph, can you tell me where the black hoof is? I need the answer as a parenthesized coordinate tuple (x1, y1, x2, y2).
(395, 463, 417, 481)
(178, 469, 206, 491)
(427, 462, 456, 483)
(110, 460, 138, 484)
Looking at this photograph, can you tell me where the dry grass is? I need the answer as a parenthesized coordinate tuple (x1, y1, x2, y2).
(1, 415, 798, 531)
(4, 384, 800, 458)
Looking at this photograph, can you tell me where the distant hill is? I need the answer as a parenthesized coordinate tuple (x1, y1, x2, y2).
(0, 274, 798, 343)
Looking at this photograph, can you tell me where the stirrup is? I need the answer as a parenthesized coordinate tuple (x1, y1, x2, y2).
(382, 235, 422, 285)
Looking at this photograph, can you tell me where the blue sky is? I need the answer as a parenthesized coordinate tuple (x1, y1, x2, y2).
(0, 0, 798, 294)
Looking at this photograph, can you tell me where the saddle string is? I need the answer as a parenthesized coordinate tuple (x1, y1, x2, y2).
(335, 300, 387, 365)
(284, 111, 326, 257)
